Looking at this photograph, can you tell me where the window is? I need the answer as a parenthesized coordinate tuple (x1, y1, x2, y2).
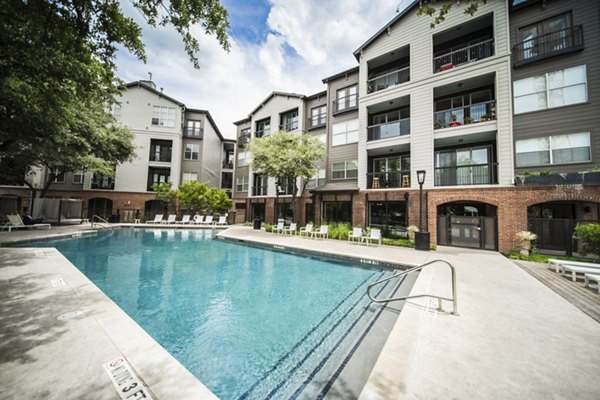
(151, 106, 176, 127)
(332, 160, 358, 180)
(335, 85, 357, 112)
(147, 167, 170, 191)
(105, 103, 121, 121)
(253, 174, 267, 196)
(332, 119, 359, 146)
(186, 120, 202, 137)
(221, 172, 233, 190)
(306, 169, 326, 189)
(72, 171, 84, 184)
(310, 105, 327, 127)
(149, 139, 172, 162)
(277, 177, 294, 195)
(236, 176, 249, 192)
(184, 143, 200, 160)
(435, 146, 493, 186)
(369, 201, 407, 228)
(256, 118, 271, 138)
(516, 132, 590, 167)
(280, 110, 298, 132)
(51, 169, 65, 183)
(322, 201, 352, 223)
(237, 150, 251, 166)
(239, 128, 251, 146)
(182, 172, 198, 183)
(513, 65, 587, 114)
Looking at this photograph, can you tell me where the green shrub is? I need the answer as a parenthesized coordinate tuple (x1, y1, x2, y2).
(574, 224, 600, 259)
(329, 222, 351, 240)
(264, 223, 273, 233)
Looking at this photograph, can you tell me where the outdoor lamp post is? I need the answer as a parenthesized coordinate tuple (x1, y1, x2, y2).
(415, 170, 430, 251)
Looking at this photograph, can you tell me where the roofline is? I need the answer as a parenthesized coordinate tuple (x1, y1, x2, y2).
(352, 0, 419, 60)
(249, 91, 306, 116)
(321, 66, 359, 84)
(186, 108, 225, 141)
(124, 81, 185, 107)
(306, 90, 327, 100)
(233, 117, 251, 126)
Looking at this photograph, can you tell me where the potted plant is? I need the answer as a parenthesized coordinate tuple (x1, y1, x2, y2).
(516, 230, 537, 257)
(464, 117, 473, 124)
(407, 225, 419, 242)
(480, 114, 490, 121)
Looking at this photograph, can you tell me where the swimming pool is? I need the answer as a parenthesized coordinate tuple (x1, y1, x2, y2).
(22, 228, 414, 399)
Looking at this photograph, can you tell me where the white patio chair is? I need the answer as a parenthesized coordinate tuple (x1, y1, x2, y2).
(312, 225, 329, 240)
(362, 228, 382, 246)
(146, 214, 163, 224)
(201, 215, 214, 225)
(273, 222, 284, 234)
(216, 216, 227, 225)
(282, 223, 297, 235)
(179, 215, 191, 224)
(348, 227, 363, 242)
(4, 215, 51, 232)
(193, 215, 205, 225)
(163, 215, 177, 224)
(299, 223, 313, 237)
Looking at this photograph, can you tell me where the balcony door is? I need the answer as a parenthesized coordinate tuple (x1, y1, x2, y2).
(435, 145, 493, 186)
(373, 155, 410, 188)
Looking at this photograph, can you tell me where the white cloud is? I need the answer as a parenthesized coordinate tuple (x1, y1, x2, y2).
(116, 1, 401, 139)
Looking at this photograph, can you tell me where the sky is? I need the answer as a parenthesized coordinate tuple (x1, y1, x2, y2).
(115, 0, 413, 139)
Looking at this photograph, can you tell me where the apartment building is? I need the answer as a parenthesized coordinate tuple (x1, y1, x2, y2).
(233, 0, 599, 254)
(0, 80, 233, 221)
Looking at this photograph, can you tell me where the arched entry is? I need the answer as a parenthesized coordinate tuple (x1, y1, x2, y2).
(88, 198, 113, 220)
(437, 201, 497, 250)
(144, 200, 164, 219)
(528, 201, 599, 256)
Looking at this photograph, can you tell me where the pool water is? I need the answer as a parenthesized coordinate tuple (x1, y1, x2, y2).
(24, 229, 407, 399)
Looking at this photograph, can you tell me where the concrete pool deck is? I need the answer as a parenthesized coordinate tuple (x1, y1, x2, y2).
(1, 225, 599, 399)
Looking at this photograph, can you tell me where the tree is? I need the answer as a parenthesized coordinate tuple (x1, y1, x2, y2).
(247, 131, 326, 223)
(152, 182, 177, 212)
(205, 187, 232, 213)
(176, 181, 209, 212)
(0, 0, 230, 191)
(413, 0, 487, 28)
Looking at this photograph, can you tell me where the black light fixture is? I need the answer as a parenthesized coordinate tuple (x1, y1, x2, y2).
(415, 170, 430, 251)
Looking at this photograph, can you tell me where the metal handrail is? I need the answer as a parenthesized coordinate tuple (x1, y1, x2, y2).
(91, 215, 114, 229)
(367, 259, 458, 315)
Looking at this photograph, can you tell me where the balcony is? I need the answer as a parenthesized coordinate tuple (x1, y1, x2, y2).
(238, 132, 251, 148)
(513, 25, 583, 67)
(433, 39, 494, 73)
(91, 176, 114, 190)
(434, 100, 496, 129)
(222, 159, 234, 169)
(368, 118, 410, 141)
(434, 163, 497, 186)
(367, 66, 410, 94)
(366, 171, 410, 189)
(252, 185, 267, 196)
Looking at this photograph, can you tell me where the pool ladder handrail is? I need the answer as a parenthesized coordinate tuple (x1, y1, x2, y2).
(91, 215, 114, 229)
(367, 259, 458, 315)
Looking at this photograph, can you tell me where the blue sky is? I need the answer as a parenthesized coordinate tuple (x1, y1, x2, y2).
(115, 0, 408, 139)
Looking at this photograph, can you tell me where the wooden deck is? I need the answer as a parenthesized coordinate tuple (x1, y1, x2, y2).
(515, 260, 600, 323)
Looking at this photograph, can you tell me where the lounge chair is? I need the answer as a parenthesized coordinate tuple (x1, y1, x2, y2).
(2, 215, 51, 232)
(273, 222, 284, 234)
(163, 215, 177, 224)
(282, 223, 297, 235)
(146, 214, 163, 224)
(348, 227, 363, 242)
(216, 216, 227, 225)
(312, 225, 328, 240)
(201, 215, 214, 225)
(179, 215, 191, 224)
(299, 223, 313, 237)
(362, 228, 382, 246)
(548, 259, 600, 274)
(193, 215, 204, 225)
(584, 273, 600, 294)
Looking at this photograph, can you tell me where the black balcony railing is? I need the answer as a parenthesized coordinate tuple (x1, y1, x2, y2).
(434, 100, 496, 129)
(367, 171, 411, 189)
(513, 25, 583, 67)
(333, 94, 358, 114)
(434, 163, 497, 186)
(255, 128, 271, 138)
(367, 66, 410, 94)
(252, 185, 268, 196)
(238, 132, 251, 147)
(368, 118, 410, 141)
(279, 121, 298, 132)
(222, 159, 234, 169)
(433, 38, 494, 72)
(91, 177, 115, 190)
